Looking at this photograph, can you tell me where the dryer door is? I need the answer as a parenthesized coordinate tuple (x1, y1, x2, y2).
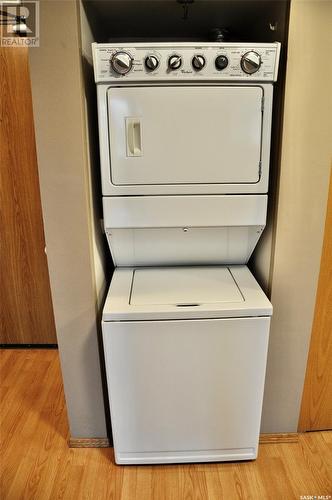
(107, 86, 263, 187)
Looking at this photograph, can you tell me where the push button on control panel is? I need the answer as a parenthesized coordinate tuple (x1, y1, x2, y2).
(215, 55, 229, 71)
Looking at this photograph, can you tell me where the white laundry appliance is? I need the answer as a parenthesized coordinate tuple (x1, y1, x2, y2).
(93, 42, 280, 464)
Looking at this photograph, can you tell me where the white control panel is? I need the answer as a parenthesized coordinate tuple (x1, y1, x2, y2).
(93, 42, 281, 83)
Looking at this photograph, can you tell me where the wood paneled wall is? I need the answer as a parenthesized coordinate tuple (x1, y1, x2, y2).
(0, 48, 56, 344)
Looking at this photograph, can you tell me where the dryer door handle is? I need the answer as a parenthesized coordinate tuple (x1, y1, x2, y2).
(126, 118, 142, 157)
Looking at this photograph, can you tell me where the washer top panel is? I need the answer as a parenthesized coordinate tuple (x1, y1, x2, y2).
(92, 42, 281, 83)
(102, 266, 273, 321)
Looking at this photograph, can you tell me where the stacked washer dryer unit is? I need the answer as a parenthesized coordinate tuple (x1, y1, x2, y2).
(93, 42, 280, 465)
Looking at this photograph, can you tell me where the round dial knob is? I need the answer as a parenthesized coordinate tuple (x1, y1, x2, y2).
(215, 55, 229, 71)
(110, 51, 133, 75)
(145, 55, 159, 71)
(241, 51, 261, 74)
(168, 55, 182, 70)
(192, 55, 205, 71)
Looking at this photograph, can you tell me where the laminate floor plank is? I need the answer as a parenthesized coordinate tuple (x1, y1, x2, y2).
(1, 349, 331, 500)
(298, 432, 332, 493)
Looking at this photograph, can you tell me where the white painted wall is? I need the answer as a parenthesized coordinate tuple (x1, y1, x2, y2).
(29, 0, 107, 438)
(261, 0, 332, 432)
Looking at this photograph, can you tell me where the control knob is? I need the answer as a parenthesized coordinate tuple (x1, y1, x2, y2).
(215, 55, 228, 71)
(145, 55, 159, 71)
(168, 55, 182, 70)
(241, 51, 261, 74)
(192, 55, 205, 71)
(110, 51, 133, 75)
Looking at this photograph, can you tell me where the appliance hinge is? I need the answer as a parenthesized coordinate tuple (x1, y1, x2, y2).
(261, 96, 265, 112)
(259, 160, 262, 177)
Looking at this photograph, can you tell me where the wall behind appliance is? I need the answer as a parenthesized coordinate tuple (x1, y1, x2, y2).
(260, 0, 332, 433)
(79, 1, 110, 310)
(29, 0, 108, 439)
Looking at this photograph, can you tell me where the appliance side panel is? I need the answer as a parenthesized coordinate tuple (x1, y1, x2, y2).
(97, 85, 112, 196)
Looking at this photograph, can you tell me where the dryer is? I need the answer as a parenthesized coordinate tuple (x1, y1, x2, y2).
(93, 42, 280, 464)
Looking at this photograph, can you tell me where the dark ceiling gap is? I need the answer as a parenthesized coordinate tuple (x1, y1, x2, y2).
(82, 1, 289, 45)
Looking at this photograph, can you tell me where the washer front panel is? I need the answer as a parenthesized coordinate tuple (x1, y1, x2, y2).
(102, 315, 270, 464)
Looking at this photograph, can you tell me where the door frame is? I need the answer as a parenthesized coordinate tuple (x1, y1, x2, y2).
(298, 167, 332, 432)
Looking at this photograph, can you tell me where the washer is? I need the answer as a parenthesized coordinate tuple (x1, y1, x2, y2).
(92, 41, 280, 464)
(103, 266, 271, 464)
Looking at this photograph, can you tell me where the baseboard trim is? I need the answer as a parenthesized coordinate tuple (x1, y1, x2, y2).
(259, 433, 299, 444)
(0, 344, 58, 349)
(68, 433, 299, 448)
(69, 437, 111, 448)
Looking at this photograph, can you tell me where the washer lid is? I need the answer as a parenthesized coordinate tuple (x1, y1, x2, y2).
(130, 267, 243, 306)
(103, 266, 272, 321)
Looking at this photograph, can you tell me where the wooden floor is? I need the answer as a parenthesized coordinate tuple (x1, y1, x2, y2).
(1, 350, 331, 500)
